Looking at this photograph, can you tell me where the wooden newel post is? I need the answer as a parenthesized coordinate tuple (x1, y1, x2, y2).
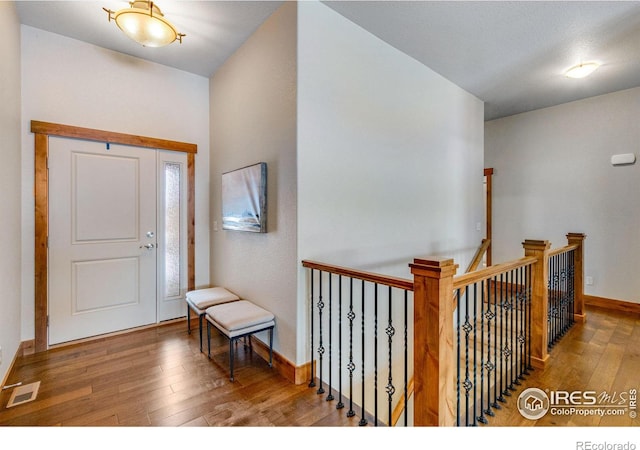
(522, 239, 550, 369)
(410, 257, 458, 426)
(567, 233, 587, 323)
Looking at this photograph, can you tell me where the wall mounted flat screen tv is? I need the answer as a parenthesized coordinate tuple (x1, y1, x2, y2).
(222, 162, 267, 233)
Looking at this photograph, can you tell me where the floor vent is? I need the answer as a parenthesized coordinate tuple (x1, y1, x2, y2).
(6, 381, 40, 408)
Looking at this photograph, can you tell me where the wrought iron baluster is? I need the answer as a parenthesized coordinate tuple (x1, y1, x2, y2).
(553, 254, 558, 346)
(503, 270, 510, 392)
(555, 254, 559, 344)
(565, 250, 574, 334)
(512, 268, 519, 385)
(503, 271, 510, 394)
(472, 282, 478, 426)
(456, 288, 462, 426)
(522, 267, 528, 373)
(463, 285, 473, 426)
(568, 250, 575, 330)
(317, 271, 325, 395)
(547, 256, 552, 347)
(559, 254, 563, 336)
(549, 254, 557, 347)
(337, 276, 344, 409)
(559, 252, 565, 337)
(526, 264, 533, 373)
(567, 251, 571, 329)
(327, 274, 334, 401)
(347, 278, 355, 418)
(374, 283, 378, 426)
(497, 273, 506, 404)
(563, 252, 568, 335)
(461, 285, 473, 425)
(386, 286, 395, 427)
(403, 290, 408, 427)
(523, 266, 530, 375)
(359, 280, 367, 426)
(477, 280, 488, 424)
(501, 272, 510, 397)
(562, 253, 566, 332)
(489, 276, 500, 411)
(515, 267, 523, 384)
(557, 254, 561, 340)
(309, 268, 315, 388)
(507, 269, 515, 393)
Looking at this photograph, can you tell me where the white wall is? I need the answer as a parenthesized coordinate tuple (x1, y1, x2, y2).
(0, 2, 23, 384)
(209, 3, 298, 363)
(485, 87, 640, 303)
(297, 1, 485, 363)
(21, 26, 211, 340)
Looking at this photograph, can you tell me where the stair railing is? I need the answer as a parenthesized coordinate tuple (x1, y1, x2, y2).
(302, 260, 414, 426)
(302, 232, 586, 426)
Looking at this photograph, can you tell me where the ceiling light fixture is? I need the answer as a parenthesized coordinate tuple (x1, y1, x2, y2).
(565, 62, 600, 79)
(103, 1, 185, 48)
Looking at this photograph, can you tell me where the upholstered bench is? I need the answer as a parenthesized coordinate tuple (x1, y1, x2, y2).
(185, 287, 240, 352)
(205, 300, 275, 381)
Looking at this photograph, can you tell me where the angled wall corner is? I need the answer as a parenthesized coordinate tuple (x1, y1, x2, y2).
(209, 2, 298, 365)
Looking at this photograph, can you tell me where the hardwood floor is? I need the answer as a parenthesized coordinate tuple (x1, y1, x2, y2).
(484, 305, 640, 427)
(0, 320, 360, 427)
(1, 305, 638, 429)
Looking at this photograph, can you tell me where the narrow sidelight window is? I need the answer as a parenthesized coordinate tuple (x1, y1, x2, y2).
(164, 162, 181, 298)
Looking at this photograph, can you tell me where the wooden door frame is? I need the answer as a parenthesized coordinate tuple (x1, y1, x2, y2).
(33, 120, 197, 353)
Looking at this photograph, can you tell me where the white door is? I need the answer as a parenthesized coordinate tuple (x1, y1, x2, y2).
(48, 137, 159, 345)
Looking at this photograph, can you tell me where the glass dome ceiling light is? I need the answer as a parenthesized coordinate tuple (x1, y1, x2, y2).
(103, 1, 185, 48)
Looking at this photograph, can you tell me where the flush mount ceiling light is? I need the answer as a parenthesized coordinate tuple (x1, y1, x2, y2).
(565, 62, 600, 79)
(103, 1, 185, 47)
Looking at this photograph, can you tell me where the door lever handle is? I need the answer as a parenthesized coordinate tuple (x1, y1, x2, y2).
(140, 243, 156, 250)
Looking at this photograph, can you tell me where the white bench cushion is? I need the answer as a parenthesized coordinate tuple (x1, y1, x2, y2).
(186, 287, 240, 310)
(206, 300, 275, 338)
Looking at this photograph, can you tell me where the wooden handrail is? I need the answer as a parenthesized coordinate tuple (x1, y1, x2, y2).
(455, 239, 492, 308)
(453, 256, 537, 291)
(390, 234, 583, 425)
(548, 243, 579, 258)
(465, 238, 491, 273)
(302, 259, 414, 426)
(301, 260, 414, 291)
(305, 232, 585, 426)
(392, 253, 536, 426)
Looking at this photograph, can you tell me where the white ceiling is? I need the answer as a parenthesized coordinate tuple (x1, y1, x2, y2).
(15, 1, 640, 120)
(15, 1, 285, 79)
(325, 1, 640, 120)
